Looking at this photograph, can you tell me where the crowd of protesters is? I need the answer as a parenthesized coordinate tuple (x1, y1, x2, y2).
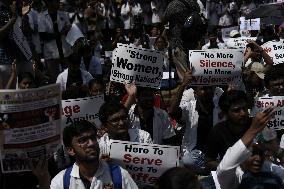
(1, 0, 284, 188)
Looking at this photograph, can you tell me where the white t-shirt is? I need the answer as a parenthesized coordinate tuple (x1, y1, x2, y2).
(50, 160, 138, 189)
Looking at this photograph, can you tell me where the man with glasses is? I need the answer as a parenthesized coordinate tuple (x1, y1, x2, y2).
(98, 100, 152, 156)
(48, 120, 138, 189)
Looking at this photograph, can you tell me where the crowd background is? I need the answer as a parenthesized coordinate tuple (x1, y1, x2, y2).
(0, 0, 284, 189)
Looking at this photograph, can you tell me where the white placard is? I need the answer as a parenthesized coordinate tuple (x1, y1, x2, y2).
(109, 140, 180, 186)
(111, 44, 163, 89)
(262, 41, 284, 65)
(66, 23, 84, 46)
(0, 84, 61, 173)
(12, 17, 33, 60)
(188, 49, 243, 86)
(240, 17, 260, 31)
(226, 37, 257, 49)
(62, 95, 104, 128)
(251, 96, 284, 130)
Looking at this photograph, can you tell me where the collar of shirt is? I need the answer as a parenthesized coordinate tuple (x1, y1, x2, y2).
(71, 161, 104, 179)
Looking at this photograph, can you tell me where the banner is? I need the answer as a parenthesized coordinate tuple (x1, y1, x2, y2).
(188, 49, 243, 86)
(251, 96, 284, 130)
(226, 37, 257, 49)
(62, 95, 104, 128)
(0, 84, 61, 173)
(111, 44, 163, 89)
(109, 140, 180, 186)
(12, 17, 33, 61)
(240, 17, 260, 31)
(262, 41, 284, 65)
(221, 26, 239, 40)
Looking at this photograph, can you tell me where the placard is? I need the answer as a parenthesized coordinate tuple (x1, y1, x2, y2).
(251, 96, 284, 130)
(262, 41, 284, 65)
(240, 17, 260, 31)
(226, 37, 257, 49)
(111, 44, 163, 89)
(109, 140, 180, 186)
(62, 95, 104, 128)
(0, 84, 61, 173)
(188, 49, 243, 86)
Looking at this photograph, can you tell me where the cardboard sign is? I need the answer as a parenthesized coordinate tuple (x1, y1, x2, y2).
(226, 37, 257, 49)
(221, 26, 239, 40)
(0, 84, 61, 173)
(62, 95, 104, 128)
(12, 17, 33, 61)
(111, 44, 163, 89)
(251, 96, 284, 130)
(261, 41, 284, 65)
(109, 140, 180, 186)
(188, 49, 243, 86)
(240, 17, 260, 31)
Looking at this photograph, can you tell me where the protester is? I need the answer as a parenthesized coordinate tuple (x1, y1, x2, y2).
(39, 0, 72, 83)
(216, 107, 284, 189)
(1, 0, 284, 188)
(33, 120, 139, 189)
(129, 87, 176, 145)
(98, 100, 152, 155)
(204, 90, 251, 171)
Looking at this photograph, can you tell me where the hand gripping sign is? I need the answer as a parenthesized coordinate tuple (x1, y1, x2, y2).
(109, 140, 180, 186)
(188, 49, 243, 86)
(111, 44, 163, 89)
(251, 96, 284, 130)
(262, 41, 284, 65)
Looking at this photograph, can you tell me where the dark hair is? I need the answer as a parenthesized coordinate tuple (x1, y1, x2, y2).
(136, 87, 155, 98)
(63, 120, 97, 148)
(98, 100, 127, 123)
(155, 167, 200, 189)
(68, 53, 81, 65)
(218, 90, 248, 112)
(88, 78, 104, 90)
(238, 171, 284, 189)
(264, 64, 284, 88)
(18, 72, 35, 83)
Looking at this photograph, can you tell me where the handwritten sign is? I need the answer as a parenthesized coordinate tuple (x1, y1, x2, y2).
(111, 44, 163, 89)
(62, 95, 104, 128)
(262, 41, 284, 65)
(240, 17, 260, 31)
(188, 49, 243, 86)
(226, 37, 257, 49)
(109, 140, 180, 186)
(251, 96, 284, 130)
(0, 84, 61, 173)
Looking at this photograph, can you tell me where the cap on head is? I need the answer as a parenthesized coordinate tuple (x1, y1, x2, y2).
(230, 30, 240, 38)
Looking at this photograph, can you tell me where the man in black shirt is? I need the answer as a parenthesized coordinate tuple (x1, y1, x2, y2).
(204, 90, 251, 171)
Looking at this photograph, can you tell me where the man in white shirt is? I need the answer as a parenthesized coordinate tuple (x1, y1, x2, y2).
(98, 100, 152, 156)
(56, 53, 93, 92)
(120, 0, 142, 30)
(48, 120, 138, 189)
(202, 31, 226, 49)
(217, 107, 284, 189)
(129, 87, 176, 145)
(39, 0, 72, 83)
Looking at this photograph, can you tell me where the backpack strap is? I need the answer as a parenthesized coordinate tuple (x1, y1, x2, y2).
(108, 163, 122, 189)
(63, 165, 73, 189)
